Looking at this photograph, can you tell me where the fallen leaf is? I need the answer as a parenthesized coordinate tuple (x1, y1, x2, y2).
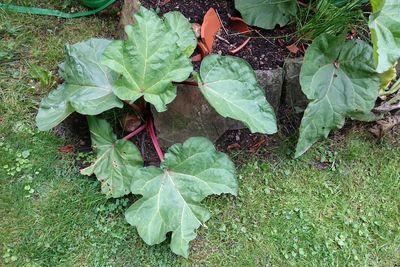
(370, 113, 400, 138)
(191, 54, 202, 62)
(247, 138, 266, 153)
(59, 144, 74, 153)
(286, 43, 300, 54)
(201, 8, 222, 53)
(227, 143, 241, 151)
(159, 0, 171, 6)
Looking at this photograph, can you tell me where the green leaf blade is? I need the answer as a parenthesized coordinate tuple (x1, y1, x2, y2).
(197, 55, 277, 134)
(102, 7, 193, 112)
(234, 0, 297, 29)
(368, 0, 400, 73)
(35, 85, 76, 131)
(36, 38, 123, 131)
(125, 137, 237, 258)
(164, 11, 197, 57)
(81, 117, 143, 198)
(295, 34, 380, 158)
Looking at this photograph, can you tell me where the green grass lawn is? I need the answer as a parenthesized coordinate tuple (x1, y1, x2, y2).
(1, 2, 399, 266)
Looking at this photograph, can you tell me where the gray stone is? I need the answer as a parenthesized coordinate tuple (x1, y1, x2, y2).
(153, 84, 238, 147)
(255, 68, 283, 111)
(118, 0, 140, 39)
(153, 68, 285, 147)
(283, 57, 308, 109)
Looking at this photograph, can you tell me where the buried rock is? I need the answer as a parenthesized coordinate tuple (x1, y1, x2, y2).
(153, 84, 238, 148)
(118, 0, 140, 39)
(153, 69, 283, 147)
(283, 57, 308, 110)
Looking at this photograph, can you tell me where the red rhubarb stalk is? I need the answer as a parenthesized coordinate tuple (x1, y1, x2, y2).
(147, 117, 164, 161)
(123, 124, 146, 141)
(174, 80, 199, 86)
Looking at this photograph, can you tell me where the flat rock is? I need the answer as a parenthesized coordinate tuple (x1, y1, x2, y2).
(283, 57, 308, 110)
(154, 68, 284, 147)
(118, 0, 140, 39)
(255, 68, 283, 111)
(153, 84, 238, 148)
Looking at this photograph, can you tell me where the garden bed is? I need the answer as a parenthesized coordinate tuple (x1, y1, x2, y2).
(140, 0, 295, 70)
(116, 0, 304, 149)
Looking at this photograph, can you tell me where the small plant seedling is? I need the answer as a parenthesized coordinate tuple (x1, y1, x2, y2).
(29, 64, 55, 89)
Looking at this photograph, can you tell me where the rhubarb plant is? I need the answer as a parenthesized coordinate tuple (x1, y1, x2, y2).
(236, 0, 400, 157)
(35, 7, 276, 258)
(294, 0, 400, 157)
(368, 0, 400, 73)
(295, 34, 380, 157)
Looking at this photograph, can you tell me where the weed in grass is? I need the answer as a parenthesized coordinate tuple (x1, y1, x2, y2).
(28, 64, 55, 90)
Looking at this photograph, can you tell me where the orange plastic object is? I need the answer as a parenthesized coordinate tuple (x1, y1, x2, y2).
(228, 16, 250, 34)
(201, 8, 222, 53)
(198, 41, 210, 57)
(230, 37, 251, 54)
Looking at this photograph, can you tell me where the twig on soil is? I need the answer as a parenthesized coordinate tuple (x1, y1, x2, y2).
(215, 9, 229, 36)
(373, 102, 400, 113)
(215, 34, 231, 45)
(254, 30, 279, 47)
(227, 30, 254, 36)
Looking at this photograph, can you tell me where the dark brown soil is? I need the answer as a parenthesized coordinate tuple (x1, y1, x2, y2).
(55, 113, 161, 168)
(215, 105, 302, 164)
(140, 0, 295, 70)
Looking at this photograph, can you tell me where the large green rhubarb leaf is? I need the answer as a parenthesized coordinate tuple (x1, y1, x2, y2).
(368, 0, 400, 73)
(81, 117, 143, 198)
(196, 55, 277, 134)
(295, 34, 380, 157)
(125, 137, 237, 258)
(164, 11, 197, 57)
(36, 38, 123, 131)
(234, 0, 297, 29)
(102, 7, 194, 112)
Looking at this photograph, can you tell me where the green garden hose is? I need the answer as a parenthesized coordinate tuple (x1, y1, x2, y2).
(0, 0, 117, 19)
(80, 0, 112, 9)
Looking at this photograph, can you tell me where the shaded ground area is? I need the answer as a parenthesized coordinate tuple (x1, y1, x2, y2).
(1, 1, 399, 266)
